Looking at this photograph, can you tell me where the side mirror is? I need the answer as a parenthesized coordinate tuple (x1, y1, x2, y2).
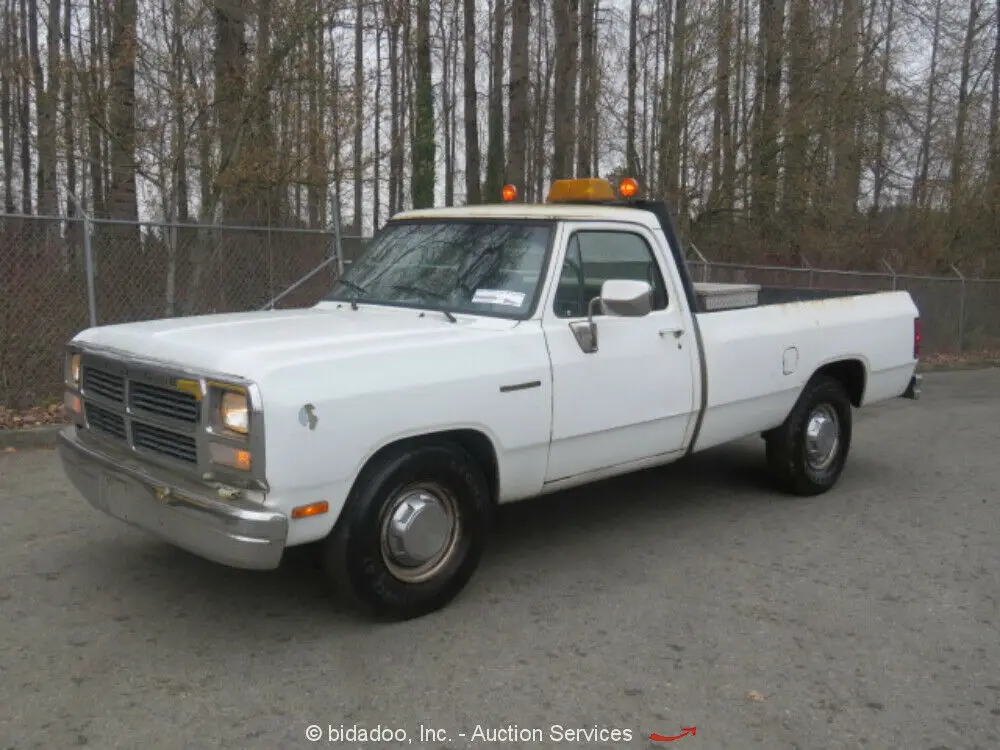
(599, 279, 653, 317)
(569, 279, 654, 354)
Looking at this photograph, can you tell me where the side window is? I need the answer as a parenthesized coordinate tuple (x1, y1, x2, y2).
(553, 231, 669, 318)
(553, 236, 586, 318)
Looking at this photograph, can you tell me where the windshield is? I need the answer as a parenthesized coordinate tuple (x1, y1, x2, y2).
(324, 220, 554, 318)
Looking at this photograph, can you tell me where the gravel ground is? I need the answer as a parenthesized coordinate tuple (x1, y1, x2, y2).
(1, 368, 998, 750)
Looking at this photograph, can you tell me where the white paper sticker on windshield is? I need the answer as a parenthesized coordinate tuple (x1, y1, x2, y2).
(472, 288, 525, 307)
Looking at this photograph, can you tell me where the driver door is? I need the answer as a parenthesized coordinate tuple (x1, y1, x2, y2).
(541, 223, 698, 483)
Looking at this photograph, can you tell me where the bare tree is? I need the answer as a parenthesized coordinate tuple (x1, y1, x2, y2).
(869, 0, 895, 216)
(575, 0, 595, 177)
(507, 0, 529, 193)
(462, 0, 481, 203)
(664, 0, 687, 210)
(710, 0, 735, 214)
(912, 0, 943, 209)
(625, 0, 639, 177)
(411, 0, 435, 207)
(1, 0, 14, 212)
(751, 0, 785, 235)
(781, 0, 811, 226)
(551, 0, 578, 178)
(988, 0, 1000, 207)
(948, 0, 982, 224)
(483, 0, 505, 200)
(353, 0, 364, 230)
(107, 0, 138, 222)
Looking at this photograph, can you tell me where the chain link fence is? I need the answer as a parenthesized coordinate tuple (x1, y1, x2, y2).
(0, 213, 364, 409)
(2, 212, 998, 410)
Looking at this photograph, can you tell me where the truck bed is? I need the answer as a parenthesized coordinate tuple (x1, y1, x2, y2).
(694, 282, 877, 312)
(689, 286, 918, 452)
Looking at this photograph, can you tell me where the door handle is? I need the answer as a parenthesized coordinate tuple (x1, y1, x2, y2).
(658, 328, 684, 339)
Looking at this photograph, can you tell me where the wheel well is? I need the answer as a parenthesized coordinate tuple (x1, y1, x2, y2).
(815, 359, 866, 407)
(359, 429, 500, 505)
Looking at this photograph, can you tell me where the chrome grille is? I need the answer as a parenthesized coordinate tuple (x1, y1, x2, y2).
(84, 403, 127, 440)
(80, 358, 200, 466)
(133, 422, 197, 464)
(130, 381, 199, 423)
(82, 367, 125, 402)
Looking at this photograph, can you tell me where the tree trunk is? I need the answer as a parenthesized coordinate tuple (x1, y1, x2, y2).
(576, 0, 595, 177)
(411, 0, 435, 208)
(462, 0, 481, 203)
(647, 0, 661, 189)
(551, 0, 578, 178)
(655, 0, 673, 200)
(665, 0, 687, 208)
(948, 0, 981, 215)
(710, 0, 734, 213)
(533, 0, 552, 199)
(507, 0, 530, 193)
(988, 0, 1000, 207)
(1, 0, 14, 212)
(84, 0, 105, 216)
(387, 1, 402, 214)
(626, 0, 639, 177)
(484, 0, 506, 201)
(353, 0, 364, 230)
(26, 0, 58, 214)
(831, 0, 860, 219)
(752, 0, 785, 236)
(870, 0, 894, 216)
(781, 0, 811, 222)
(107, 0, 139, 221)
(912, 0, 942, 209)
(171, 0, 188, 221)
(213, 0, 247, 222)
(441, 0, 456, 205)
(374, 8, 383, 224)
(307, 0, 325, 228)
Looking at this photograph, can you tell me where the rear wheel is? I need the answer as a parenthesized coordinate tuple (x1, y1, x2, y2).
(322, 441, 492, 621)
(765, 375, 853, 496)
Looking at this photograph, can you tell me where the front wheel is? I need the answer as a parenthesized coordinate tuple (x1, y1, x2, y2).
(322, 441, 492, 621)
(765, 375, 853, 496)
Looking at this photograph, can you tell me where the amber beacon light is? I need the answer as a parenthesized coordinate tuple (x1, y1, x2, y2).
(501, 184, 518, 201)
(618, 177, 640, 199)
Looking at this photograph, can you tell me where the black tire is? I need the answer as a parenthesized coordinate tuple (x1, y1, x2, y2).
(322, 441, 492, 621)
(765, 375, 853, 496)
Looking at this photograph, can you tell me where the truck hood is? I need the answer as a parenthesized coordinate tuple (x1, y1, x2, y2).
(72, 303, 518, 380)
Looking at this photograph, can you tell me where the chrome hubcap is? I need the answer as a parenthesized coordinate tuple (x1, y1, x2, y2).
(805, 404, 840, 471)
(380, 483, 460, 583)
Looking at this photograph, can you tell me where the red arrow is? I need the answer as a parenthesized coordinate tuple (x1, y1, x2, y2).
(649, 726, 697, 742)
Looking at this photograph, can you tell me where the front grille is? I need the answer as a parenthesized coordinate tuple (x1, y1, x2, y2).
(84, 403, 127, 440)
(130, 381, 199, 423)
(80, 359, 201, 467)
(82, 367, 125, 402)
(133, 422, 197, 464)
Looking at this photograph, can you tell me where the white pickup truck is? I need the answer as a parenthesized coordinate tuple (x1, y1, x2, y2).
(58, 177, 922, 620)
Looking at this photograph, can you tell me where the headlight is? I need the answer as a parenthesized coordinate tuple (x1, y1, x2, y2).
(219, 391, 249, 434)
(66, 353, 81, 387)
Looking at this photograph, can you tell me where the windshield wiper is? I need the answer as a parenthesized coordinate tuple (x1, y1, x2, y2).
(390, 283, 457, 323)
(336, 278, 369, 310)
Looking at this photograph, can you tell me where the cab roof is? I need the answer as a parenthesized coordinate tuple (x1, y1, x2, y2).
(390, 202, 662, 227)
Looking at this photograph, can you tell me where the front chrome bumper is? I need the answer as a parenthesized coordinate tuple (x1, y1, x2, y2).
(902, 373, 922, 400)
(58, 427, 287, 570)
